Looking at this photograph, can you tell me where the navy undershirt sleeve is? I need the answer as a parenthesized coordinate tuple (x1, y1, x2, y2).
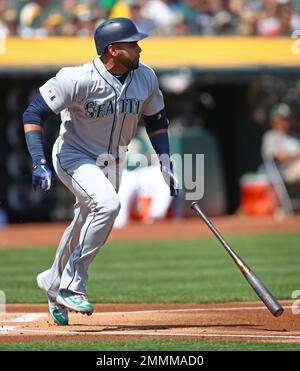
(23, 93, 54, 165)
(23, 92, 54, 125)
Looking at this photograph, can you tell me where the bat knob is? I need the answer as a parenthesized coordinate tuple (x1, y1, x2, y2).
(273, 306, 284, 317)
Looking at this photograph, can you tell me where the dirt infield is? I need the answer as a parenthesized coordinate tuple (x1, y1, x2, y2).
(1, 214, 300, 248)
(1, 301, 299, 344)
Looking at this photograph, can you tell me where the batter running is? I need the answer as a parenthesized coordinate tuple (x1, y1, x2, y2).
(23, 18, 179, 325)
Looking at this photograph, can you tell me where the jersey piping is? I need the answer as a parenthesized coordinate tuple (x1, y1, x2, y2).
(116, 71, 134, 159)
(92, 59, 118, 156)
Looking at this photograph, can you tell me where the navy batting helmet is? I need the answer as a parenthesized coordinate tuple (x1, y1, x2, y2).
(94, 17, 148, 55)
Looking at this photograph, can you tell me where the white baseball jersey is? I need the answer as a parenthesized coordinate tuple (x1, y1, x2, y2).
(39, 58, 164, 160)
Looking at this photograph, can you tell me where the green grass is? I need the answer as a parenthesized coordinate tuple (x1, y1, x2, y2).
(0, 233, 299, 304)
(1, 232, 300, 351)
(0, 339, 300, 351)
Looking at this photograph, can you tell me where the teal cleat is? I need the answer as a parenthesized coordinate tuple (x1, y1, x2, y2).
(57, 290, 94, 315)
(37, 273, 69, 326)
(48, 298, 69, 326)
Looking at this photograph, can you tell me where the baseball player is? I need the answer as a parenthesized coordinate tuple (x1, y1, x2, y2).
(23, 17, 179, 325)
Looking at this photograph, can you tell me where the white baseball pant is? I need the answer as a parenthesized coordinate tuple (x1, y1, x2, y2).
(38, 137, 121, 298)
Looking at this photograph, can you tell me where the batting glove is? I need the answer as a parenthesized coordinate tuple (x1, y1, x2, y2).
(160, 162, 179, 198)
(32, 162, 52, 192)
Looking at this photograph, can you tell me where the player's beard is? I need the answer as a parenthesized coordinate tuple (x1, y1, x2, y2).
(119, 54, 139, 71)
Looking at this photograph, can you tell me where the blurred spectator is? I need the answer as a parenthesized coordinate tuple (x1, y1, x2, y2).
(212, 5, 240, 35)
(18, 0, 50, 38)
(0, 0, 18, 36)
(2, 0, 300, 37)
(239, 8, 257, 35)
(256, 0, 297, 36)
(128, 2, 156, 35)
(60, 0, 79, 36)
(194, 0, 220, 35)
(261, 103, 300, 184)
(141, 0, 184, 35)
(74, 3, 98, 36)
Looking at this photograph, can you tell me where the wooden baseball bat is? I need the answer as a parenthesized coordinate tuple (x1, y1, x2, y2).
(191, 202, 284, 317)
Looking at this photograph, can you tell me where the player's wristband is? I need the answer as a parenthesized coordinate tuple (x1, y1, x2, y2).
(25, 130, 47, 165)
(144, 109, 169, 134)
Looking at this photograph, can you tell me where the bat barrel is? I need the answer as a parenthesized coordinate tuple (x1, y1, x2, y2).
(190, 201, 284, 317)
(245, 270, 284, 317)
